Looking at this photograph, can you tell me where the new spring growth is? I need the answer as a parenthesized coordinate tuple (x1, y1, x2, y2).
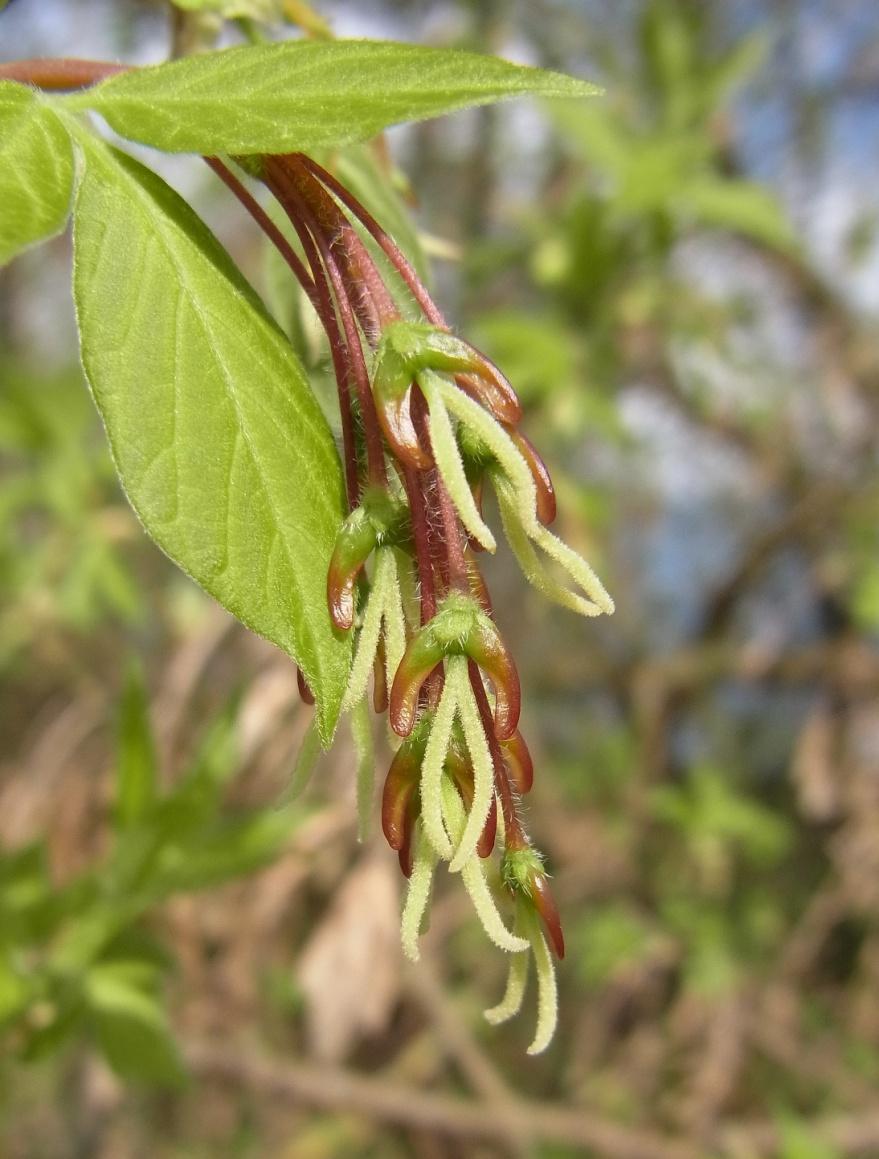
(208, 151, 614, 1052)
(0, 55, 611, 1056)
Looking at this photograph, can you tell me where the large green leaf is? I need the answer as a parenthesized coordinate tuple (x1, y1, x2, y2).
(64, 40, 600, 154)
(0, 82, 75, 265)
(70, 130, 351, 742)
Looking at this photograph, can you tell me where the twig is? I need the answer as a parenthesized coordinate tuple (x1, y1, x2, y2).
(185, 1039, 699, 1159)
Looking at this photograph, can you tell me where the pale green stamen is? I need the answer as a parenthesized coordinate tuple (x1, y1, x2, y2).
(441, 779, 528, 953)
(419, 664, 460, 859)
(422, 371, 497, 552)
(448, 669, 496, 873)
(401, 826, 438, 962)
(350, 696, 375, 842)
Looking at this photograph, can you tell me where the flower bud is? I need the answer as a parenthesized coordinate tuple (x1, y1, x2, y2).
(505, 426, 556, 527)
(381, 734, 423, 852)
(502, 730, 534, 795)
(326, 506, 378, 631)
(502, 846, 565, 959)
(389, 592, 520, 740)
(326, 490, 410, 631)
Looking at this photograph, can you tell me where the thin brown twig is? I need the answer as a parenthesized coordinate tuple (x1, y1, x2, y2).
(185, 1039, 700, 1159)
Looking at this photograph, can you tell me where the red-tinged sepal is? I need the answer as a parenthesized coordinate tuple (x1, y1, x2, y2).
(531, 872, 565, 960)
(327, 506, 378, 630)
(389, 631, 446, 737)
(502, 846, 565, 959)
(327, 489, 411, 631)
(296, 667, 315, 705)
(477, 794, 498, 858)
(465, 618, 521, 741)
(454, 362, 521, 426)
(445, 742, 498, 860)
(381, 729, 427, 849)
(505, 426, 556, 526)
(398, 819, 416, 877)
(373, 637, 389, 714)
(502, 730, 534, 795)
(379, 385, 432, 469)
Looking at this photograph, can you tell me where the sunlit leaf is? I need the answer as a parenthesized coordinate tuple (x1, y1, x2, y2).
(64, 41, 600, 154)
(70, 130, 351, 742)
(0, 82, 74, 265)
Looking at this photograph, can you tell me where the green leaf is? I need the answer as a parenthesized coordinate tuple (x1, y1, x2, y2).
(115, 663, 158, 828)
(152, 809, 293, 894)
(69, 130, 351, 742)
(86, 960, 187, 1085)
(65, 40, 600, 154)
(681, 176, 796, 250)
(0, 954, 32, 1025)
(0, 82, 75, 265)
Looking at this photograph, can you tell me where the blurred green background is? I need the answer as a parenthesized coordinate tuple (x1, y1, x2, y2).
(2, 1, 879, 1156)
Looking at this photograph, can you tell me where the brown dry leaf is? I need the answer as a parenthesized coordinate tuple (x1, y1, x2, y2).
(297, 851, 401, 1061)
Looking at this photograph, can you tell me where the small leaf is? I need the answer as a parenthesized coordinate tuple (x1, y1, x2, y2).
(682, 176, 796, 250)
(86, 961, 186, 1085)
(115, 663, 157, 828)
(152, 810, 293, 894)
(0, 82, 75, 265)
(65, 41, 600, 154)
(0, 954, 32, 1025)
(69, 130, 351, 742)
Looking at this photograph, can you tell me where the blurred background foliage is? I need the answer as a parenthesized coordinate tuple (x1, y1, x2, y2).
(1, 1, 879, 1156)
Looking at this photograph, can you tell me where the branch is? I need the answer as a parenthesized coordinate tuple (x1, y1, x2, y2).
(185, 1039, 699, 1159)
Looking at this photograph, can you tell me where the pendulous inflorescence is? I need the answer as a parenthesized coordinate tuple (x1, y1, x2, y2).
(214, 150, 614, 1052)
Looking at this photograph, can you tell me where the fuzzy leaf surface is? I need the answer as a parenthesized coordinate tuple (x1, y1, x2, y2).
(0, 82, 75, 265)
(65, 40, 599, 154)
(71, 133, 350, 741)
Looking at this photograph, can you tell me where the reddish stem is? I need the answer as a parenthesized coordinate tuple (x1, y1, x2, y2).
(468, 660, 525, 849)
(298, 153, 447, 327)
(0, 58, 127, 89)
(265, 159, 387, 490)
(204, 157, 319, 312)
(285, 157, 398, 337)
(262, 166, 360, 505)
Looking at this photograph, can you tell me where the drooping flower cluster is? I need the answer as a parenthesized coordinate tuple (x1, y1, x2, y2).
(212, 151, 614, 1052)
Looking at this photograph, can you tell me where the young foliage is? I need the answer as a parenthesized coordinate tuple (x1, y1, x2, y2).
(0, 35, 610, 1054)
(63, 40, 600, 154)
(0, 680, 299, 1085)
(0, 83, 75, 264)
(71, 131, 351, 742)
